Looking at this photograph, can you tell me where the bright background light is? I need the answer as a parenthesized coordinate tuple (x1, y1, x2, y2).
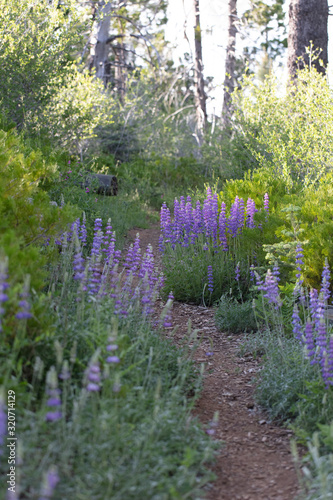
(165, 0, 333, 116)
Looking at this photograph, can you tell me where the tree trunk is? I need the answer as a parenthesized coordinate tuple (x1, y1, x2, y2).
(89, 1, 113, 88)
(222, 0, 237, 126)
(114, 0, 127, 102)
(288, 0, 328, 79)
(193, 0, 207, 145)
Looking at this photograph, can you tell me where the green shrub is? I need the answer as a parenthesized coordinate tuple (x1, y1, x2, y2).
(214, 295, 257, 333)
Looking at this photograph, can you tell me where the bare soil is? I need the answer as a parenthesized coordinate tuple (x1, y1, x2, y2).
(125, 225, 302, 500)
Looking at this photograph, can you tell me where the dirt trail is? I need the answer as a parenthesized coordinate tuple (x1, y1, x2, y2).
(126, 225, 301, 500)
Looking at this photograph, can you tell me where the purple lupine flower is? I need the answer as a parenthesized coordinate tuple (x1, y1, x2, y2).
(228, 196, 241, 237)
(203, 189, 214, 241)
(16, 278, 33, 320)
(207, 266, 214, 293)
(325, 336, 333, 387)
(272, 262, 280, 282)
(304, 320, 316, 365)
(320, 259, 331, 303)
(79, 215, 87, 247)
(238, 198, 245, 232)
(235, 263, 240, 282)
(321, 349, 331, 388)
(292, 304, 302, 342)
(173, 198, 183, 244)
(246, 198, 256, 229)
(264, 192, 269, 215)
(86, 362, 101, 392)
(71, 218, 80, 240)
(45, 368, 62, 422)
(106, 344, 118, 352)
(91, 219, 103, 258)
(160, 203, 172, 242)
(211, 193, 219, 244)
(59, 361, 70, 381)
(39, 466, 59, 500)
(0, 259, 9, 332)
(316, 316, 327, 353)
(16, 299, 32, 320)
(106, 355, 120, 364)
(219, 202, 228, 251)
(262, 269, 281, 308)
(73, 250, 85, 282)
(249, 265, 255, 282)
(192, 200, 204, 242)
(0, 392, 6, 455)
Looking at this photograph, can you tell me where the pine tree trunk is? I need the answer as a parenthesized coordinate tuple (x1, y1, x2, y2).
(222, 0, 237, 126)
(193, 0, 207, 145)
(288, 0, 328, 79)
(89, 1, 112, 88)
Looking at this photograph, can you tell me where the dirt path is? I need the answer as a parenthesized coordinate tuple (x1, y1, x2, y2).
(125, 226, 301, 500)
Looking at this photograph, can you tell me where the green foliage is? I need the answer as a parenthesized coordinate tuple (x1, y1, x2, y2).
(162, 234, 257, 306)
(0, 127, 78, 289)
(214, 295, 257, 333)
(219, 166, 333, 291)
(232, 67, 333, 189)
(0, 0, 87, 128)
(40, 67, 113, 157)
(44, 158, 152, 250)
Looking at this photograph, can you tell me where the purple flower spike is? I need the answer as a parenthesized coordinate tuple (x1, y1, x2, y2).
(264, 193, 269, 215)
(246, 198, 256, 229)
(45, 411, 62, 422)
(321, 259, 331, 303)
(262, 269, 281, 308)
(304, 320, 316, 364)
(16, 300, 32, 320)
(86, 383, 100, 392)
(0, 393, 6, 455)
(106, 345, 118, 352)
(86, 362, 101, 392)
(219, 202, 228, 251)
(325, 336, 333, 386)
(235, 263, 240, 282)
(207, 265, 214, 293)
(39, 467, 59, 500)
(292, 304, 302, 342)
(106, 356, 120, 364)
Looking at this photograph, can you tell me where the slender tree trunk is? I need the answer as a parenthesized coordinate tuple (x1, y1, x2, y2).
(193, 0, 207, 144)
(89, 1, 112, 88)
(222, 0, 237, 126)
(288, 0, 328, 79)
(114, 0, 127, 102)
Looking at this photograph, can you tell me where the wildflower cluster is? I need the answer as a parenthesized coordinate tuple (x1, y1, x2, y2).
(159, 188, 269, 303)
(160, 188, 269, 252)
(290, 259, 333, 388)
(58, 219, 164, 319)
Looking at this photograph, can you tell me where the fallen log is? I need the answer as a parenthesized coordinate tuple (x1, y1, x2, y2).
(84, 173, 118, 196)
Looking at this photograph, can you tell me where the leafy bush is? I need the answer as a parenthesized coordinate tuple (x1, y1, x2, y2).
(0, 127, 78, 289)
(0, 0, 86, 128)
(214, 295, 257, 333)
(232, 65, 333, 189)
